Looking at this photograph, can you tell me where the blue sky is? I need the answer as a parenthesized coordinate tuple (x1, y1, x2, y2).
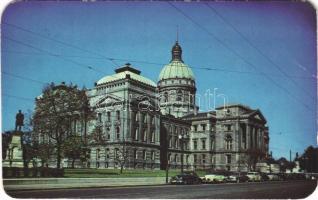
(1, 1, 317, 159)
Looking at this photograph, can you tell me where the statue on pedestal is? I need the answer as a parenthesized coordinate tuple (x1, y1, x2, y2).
(15, 110, 24, 131)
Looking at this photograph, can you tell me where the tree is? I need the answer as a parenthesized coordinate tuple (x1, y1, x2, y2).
(61, 136, 85, 168)
(299, 146, 318, 173)
(277, 157, 295, 172)
(33, 83, 94, 169)
(114, 142, 129, 174)
(246, 148, 265, 171)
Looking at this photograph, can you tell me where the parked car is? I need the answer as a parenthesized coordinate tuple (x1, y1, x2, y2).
(277, 173, 287, 181)
(246, 172, 262, 182)
(203, 173, 226, 183)
(170, 172, 202, 185)
(224, 172, 248, 183)
(267, 173, 279, 181)
(260, 173, 269, 181)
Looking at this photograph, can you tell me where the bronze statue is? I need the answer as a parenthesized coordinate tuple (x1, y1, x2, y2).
(15, 110, 24, 131)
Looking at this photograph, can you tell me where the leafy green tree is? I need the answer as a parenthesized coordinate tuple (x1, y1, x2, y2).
(299, 146, 318, 173)
(246, 148, 265, 171)
(33, 83, 94, 169)
(62, 136, 85, 168)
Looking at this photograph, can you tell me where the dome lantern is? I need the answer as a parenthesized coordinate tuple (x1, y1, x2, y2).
(171, 41, 183, 62)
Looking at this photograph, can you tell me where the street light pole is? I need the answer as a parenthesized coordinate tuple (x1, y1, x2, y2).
(179, 134, 184, 173)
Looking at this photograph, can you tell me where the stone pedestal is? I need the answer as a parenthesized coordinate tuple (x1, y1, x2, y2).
(2, 131, 24, 168)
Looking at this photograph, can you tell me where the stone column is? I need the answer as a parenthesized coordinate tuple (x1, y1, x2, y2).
(246, 123, 250, 149)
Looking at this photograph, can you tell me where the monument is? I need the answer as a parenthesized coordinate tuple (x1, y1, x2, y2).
(2, 110, 24, 168)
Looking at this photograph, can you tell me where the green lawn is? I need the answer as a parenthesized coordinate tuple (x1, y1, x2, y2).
(64, 168, 206, 178)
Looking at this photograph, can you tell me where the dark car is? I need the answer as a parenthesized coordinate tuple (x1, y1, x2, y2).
(260, 173, 269, 181)
(170, 172, 202, 185)
(225, 172, 249, 183)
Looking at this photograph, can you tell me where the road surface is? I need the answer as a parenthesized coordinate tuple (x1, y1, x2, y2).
(5, 180, 317, 199)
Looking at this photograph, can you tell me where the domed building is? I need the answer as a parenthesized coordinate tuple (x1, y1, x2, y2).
(36, 40, 269, 172)
(158, 41, 197, 118)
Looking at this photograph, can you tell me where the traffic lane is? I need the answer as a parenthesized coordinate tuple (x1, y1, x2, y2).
(6, 180, 317, 199)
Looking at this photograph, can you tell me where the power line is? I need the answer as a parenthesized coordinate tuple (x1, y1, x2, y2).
(3, 35, 106, 75)
(3, 22, 317, 81)
(167, 2, 314, 113)
(2, 71, 48, 85)
(3, 22, 316, 82)
(204, 3, 316, 101)
(3, 93, 35, 102)
(2, 50, 315, 80)
(2, 22, 120, 68)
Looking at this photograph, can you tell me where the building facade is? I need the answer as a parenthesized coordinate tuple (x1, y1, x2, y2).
(37, 41, 269, 172)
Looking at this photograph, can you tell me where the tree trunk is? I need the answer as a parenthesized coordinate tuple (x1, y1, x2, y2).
(120, 164, 124, 174)
(72, 158, 75, 168)
(57, 144, 61, 169)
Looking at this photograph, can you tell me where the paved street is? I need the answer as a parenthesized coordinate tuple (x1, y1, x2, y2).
(5, 180, 317, 199)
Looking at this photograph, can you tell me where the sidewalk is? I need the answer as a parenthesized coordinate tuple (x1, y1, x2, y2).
(3, 177, 167, 191)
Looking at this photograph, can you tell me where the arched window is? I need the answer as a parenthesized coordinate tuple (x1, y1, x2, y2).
(176, 89, 183, 101)
(225, 135, 233, 150)
(164, 92, 168, 102)
(174, 154, 178, 162)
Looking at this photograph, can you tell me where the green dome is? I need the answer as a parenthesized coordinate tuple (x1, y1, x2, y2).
(159, 60, 195, 81)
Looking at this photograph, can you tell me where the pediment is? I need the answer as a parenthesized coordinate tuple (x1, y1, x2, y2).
(93, 95, 122, 107)
(250, 110, 267, 123)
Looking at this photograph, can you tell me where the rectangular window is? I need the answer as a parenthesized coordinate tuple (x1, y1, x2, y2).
(202, 139, 206, 150)
(175, 136, 178, 148)
(193, 140, 197, 150)
(226, 154, 231, 164)
(151, 130, 155, 143)
(226, 124, 231, 131)
(135, 128, 139, 141)
(151, 151, 155, 160)
(202, 124, 206, 131)
(116, 110, 120, 120)
(202, 154, 206, 164)
(194, 154, 197, 163)
(98, 113, 102, 123)
(143, 150, 146, 160)
(107, 112, 111, 122)
(193, 125, 198, 132)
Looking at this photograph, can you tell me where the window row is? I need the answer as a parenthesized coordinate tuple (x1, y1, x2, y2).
(162, 91, 194, 103)
(95, 149, 156, 161)
(133, 128, 156, 143)
(192, 124, 208, 132)
(97, 111, 120, 123)
(134, 112, 155, 124)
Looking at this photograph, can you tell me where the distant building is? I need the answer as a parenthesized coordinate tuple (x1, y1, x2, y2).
(36, 41, 269, 172)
